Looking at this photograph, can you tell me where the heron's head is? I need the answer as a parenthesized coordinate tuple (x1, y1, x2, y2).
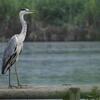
(19, 8, 34, 15)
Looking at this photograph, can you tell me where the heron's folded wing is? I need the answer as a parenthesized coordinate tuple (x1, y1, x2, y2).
(2, 35, 17, 69)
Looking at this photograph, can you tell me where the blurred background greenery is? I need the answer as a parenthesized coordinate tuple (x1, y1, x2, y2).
(0, 0, 100, 41)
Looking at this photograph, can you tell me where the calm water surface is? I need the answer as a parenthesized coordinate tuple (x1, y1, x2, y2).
(0, 42, 100, 86)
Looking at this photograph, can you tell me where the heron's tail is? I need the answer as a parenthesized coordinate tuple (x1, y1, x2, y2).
(1, 71, 4, 74)
(1, 66, 5, 74)
(1, 64, 10, 74)
(1, 63, 6, 74)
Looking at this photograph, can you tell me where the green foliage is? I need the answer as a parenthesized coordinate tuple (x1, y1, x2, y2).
(34, 0, 85, 25)
(0, 0, 100, 41)
(0, 0, 99, 25)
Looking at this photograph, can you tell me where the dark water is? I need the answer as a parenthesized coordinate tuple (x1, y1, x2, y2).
(0, 42, 100, 86)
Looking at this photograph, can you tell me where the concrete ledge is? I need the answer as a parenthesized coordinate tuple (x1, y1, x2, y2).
(0, 85, 100, 99)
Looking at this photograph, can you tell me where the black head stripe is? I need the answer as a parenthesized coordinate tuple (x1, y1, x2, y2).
(20, 8, 29, 11)
(20, 8, 26, 11)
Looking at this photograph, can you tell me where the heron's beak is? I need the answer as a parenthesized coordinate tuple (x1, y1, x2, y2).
(28, 10, 36, 14)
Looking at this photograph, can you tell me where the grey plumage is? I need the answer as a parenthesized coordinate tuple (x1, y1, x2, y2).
(1, 8, 33, 87)
(2, 35, 22, 74)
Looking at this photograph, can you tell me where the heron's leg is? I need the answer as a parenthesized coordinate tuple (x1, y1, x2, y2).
(15, 63, 21, 86)
(8, 68, 12, 88)
(8, 68, 17, 88)
(15, 63, 27, 88)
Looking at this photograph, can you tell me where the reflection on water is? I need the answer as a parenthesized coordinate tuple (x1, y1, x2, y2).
(0, 42, 100, 86)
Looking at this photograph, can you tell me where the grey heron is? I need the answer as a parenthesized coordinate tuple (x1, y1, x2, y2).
(1, 8, 33, 88)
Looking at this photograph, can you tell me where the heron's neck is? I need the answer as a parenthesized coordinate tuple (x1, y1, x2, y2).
(19, 14, 27, 42)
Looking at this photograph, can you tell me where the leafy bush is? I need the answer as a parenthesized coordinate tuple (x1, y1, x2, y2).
(0, 0, 100, 41)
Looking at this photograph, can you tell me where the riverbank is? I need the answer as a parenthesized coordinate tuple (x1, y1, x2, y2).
(0, 0, 100, 42)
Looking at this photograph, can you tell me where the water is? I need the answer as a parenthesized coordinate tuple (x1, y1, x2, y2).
(0, 42, 100, 86)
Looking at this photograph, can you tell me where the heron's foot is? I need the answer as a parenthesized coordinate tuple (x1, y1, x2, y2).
(17, 84, 28, 88)
(62, 83, 71, 85)
(8, 85, 13, 88)
(8, 85, 18, 89)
